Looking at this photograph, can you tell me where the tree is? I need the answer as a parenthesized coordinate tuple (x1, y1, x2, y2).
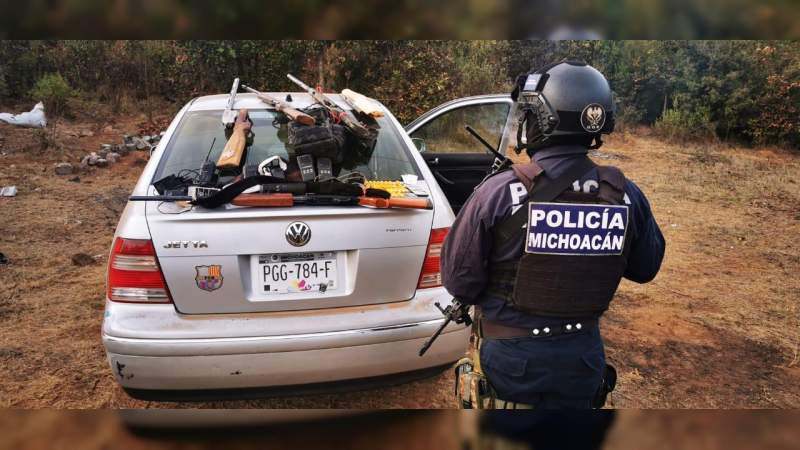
(30, 72, 73, 142)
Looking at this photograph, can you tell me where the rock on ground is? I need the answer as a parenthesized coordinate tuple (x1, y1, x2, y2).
(70, 253, 96, 266)
(54, 162, 74, 175)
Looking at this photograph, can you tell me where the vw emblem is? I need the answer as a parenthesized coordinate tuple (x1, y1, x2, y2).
(286, 221, 311, 247)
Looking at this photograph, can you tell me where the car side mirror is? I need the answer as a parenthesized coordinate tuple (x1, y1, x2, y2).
(411, 137, 427, 152)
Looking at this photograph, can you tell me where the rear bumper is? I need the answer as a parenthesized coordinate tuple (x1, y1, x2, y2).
(102, 288, 469, 393)
(105, 322, 467, 393)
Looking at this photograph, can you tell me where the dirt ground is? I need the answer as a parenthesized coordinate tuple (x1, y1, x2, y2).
(0, 104, 799, 408)
(0, 410, 798, 450)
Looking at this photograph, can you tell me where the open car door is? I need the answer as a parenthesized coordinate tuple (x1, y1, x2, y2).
(405, 95, 513, 214)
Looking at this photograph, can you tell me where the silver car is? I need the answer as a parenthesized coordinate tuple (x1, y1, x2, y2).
(102, 92, 514, 400)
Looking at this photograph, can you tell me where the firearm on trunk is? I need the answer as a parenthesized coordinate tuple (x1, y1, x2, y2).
(231, 193, 433, 210)
(286, 73, 374, 140)
(216, 109, 251, 170)
(241, 84, 316, 126)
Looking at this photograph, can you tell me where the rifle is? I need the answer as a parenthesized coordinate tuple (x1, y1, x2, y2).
(418, 300, 472, 357)
(221, 78, 240, 127)
(286, 73, 374, 140)
(465, 125, 512, 175)
(231, 192, 433, 210)
(241, 84, 316, 126)
(216, 109, 251, 170)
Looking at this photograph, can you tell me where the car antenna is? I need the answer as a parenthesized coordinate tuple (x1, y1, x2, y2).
(203, 137, 216, 163)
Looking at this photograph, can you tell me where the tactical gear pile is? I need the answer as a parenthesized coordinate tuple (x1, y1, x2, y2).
(287, 105, 378, 182)
(288, 107, 348, 163)
(136, 79, 403, 209)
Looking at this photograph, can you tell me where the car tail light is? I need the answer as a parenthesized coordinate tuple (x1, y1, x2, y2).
(418, 227, 449, 289)
(107, 238, 172, 303)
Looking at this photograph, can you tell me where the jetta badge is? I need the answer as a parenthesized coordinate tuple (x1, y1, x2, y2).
(286, 221, 311, 247)
(195, 265, 223, 292)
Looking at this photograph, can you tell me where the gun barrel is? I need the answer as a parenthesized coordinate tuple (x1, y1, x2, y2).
(129, 195, 193, 202)
(287, 73, 314, 93)
(241, 84, 261, 95)
(226, 78, 240, 109)
(418, 319, 449, 357)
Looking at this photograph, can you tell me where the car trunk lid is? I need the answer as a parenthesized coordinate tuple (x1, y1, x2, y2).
(146, 201, 434, 314)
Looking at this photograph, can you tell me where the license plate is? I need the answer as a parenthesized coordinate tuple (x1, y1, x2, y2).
(256, 252, 337, 295)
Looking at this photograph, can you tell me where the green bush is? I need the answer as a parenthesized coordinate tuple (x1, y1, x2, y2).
(654, 107, 716, 142)
(30, 73, 74, 117)
(0, 68, 7, 99)
(2, 40, 799, 148)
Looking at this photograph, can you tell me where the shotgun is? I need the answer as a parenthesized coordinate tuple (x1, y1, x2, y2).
(232, 193, 357, 207)
(216, 109, 251, 170)
(232, 193, 433, 209)
(241, 84, 316, 126)
(286, 74, 374, 140)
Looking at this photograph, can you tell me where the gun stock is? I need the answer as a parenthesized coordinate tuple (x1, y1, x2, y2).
(216, 109, 251, 170)
(358, 197, 433, 210)
(341, 89, 384, 118)
(231, 193, 294, 207)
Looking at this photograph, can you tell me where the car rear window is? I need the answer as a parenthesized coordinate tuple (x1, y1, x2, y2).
(153, 109, 421, 184)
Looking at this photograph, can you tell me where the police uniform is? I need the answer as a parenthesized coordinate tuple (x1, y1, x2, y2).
(440, 60, 665, 409)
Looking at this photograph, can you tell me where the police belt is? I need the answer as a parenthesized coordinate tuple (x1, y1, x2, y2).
(481, 318, 598, 340)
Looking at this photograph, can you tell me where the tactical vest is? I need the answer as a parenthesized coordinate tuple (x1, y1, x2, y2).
(487, 160, 632, 317)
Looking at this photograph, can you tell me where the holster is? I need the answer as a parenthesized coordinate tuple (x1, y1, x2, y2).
(592, 364, 617, 408)
(454, 308, 496, 409)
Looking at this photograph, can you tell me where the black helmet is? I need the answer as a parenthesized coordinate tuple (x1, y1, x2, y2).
(512, 58, 615, 152)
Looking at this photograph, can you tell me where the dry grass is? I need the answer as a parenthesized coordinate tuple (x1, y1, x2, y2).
(0, 110, 799, 408)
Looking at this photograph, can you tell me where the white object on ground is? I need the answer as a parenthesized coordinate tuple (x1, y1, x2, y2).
(0, 102, 47, 128)
(0, 186, 18, 197)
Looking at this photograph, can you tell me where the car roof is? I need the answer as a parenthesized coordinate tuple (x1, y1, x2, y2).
(187, 92, 356, 112)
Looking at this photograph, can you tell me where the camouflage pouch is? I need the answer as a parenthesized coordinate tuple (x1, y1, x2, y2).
(455, 357, 496, 409)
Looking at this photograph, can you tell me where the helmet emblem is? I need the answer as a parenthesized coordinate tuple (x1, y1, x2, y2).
(581, 104, 606, 132)
(286, 221, 311, 247)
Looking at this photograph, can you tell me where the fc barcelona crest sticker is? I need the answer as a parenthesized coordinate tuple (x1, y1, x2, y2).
(195, 265, 223, 291)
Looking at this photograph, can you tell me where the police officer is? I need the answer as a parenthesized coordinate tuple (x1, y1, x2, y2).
(441, 59, 665, 409)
